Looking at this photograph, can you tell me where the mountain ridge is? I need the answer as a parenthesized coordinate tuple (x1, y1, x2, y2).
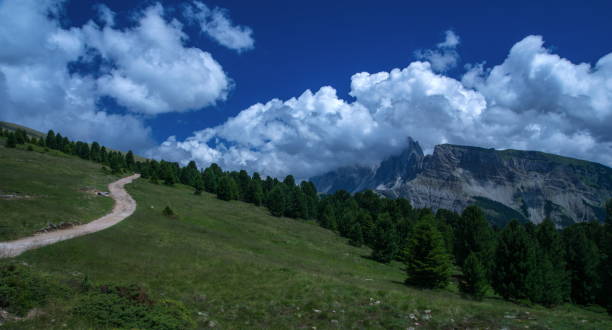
(311, 139, 612, 226)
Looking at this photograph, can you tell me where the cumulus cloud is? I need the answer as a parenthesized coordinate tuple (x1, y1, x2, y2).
(0, 0, 154, 151)
(0, 0, 243, 151)
(415, 30, 461, 72)
(152, 34, 612, 179)
(84, 3, 231, 115)
(183, 1, 254, 52)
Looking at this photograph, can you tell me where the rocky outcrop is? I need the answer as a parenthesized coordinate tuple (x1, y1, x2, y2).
(311, 140, 612, 226)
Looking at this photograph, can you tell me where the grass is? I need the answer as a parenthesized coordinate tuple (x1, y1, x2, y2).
(0, 141, 117, 240)
(1, 170, 610, 328)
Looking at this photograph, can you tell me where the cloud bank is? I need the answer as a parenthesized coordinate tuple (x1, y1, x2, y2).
(153, 34, 612, 179)
(0, 0, 244, 151)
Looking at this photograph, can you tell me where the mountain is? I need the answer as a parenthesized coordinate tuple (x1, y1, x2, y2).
(311, 139, 612, 226)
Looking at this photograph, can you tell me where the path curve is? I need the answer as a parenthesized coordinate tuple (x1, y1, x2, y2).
(0, 174, 140, 258)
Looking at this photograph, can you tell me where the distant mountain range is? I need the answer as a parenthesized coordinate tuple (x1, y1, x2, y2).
(311, 138, 612, 227)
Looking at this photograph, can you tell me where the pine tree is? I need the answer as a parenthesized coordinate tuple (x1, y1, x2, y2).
(318, 204, 337, 230)
(202, 167, 218, 193)
(267, 185, 286, 216)
(245, 179, 264, 206)
(371, 213, 399, 263)
(5, 132, 17, 148)
(404, 214, 452, 288)
(217, 176, 239, 201)
(492, 220, 539, 301)
(348, 222, 364, 247)
(283, 175, 296, 187)
(534, 219, 569, 306)
(460, 252, 488, 300)
(564, 225, 601, 305)
(454, 206, 496, 277)
(45, 130, 56, 149)
(194, 177, 204, 195)
(125, 150, 135, 170)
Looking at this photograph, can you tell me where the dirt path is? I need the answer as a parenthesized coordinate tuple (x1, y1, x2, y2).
(0, 174, 140, 258)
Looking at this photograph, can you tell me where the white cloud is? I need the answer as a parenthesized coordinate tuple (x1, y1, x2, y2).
(415, 29, 461, 72)
(153, 35, 612, 179)
(184, 1, 254, 52)
(84, 3, 232, 115)
(0, 0, 151, 151)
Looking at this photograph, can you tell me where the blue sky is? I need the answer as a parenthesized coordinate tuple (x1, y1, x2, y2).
(1, 0, 612, 178)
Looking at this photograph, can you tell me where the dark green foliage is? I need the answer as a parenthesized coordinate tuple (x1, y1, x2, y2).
(0, 263, 54, 316)
(318, 204, 337, 230)
(162, 206, 175, 218)
(5, 132, 16, 148)
(348, 222, 364, 247)
(371, 213, 399, 263)
(606, 199, 612, 226)
(267, 185, 286, 217)
(492, 220, 539, 301)
(245, 179, 264, 206)
(74, 284, 195, 330)
(283, 174, 295, 187)
(202, 167, 218, 193)
(460, 252, 488, 300)
(563, 225, 601, 305)
(14, 129, 28, 144)
(125, 151, 135, 170)
(454, 206, 496, 277)
(193, 177, 204, 195)
(404, 214, 452, 288)
(45, 130, 56, 149)
(217, 176, 239, 201)
(534, 219, 568, 306)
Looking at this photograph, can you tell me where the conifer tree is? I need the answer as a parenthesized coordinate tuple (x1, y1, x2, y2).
(319, 204, 337, 230)
(534, 219, 569, 306)
(564, 225, 601, 305)
(492, 220, 539, 301)
(283, 175, 296, 187)
(454, 206, 496, 276)
(125, 151, 135, 170)
(5, 132, 17, 148)
(348, 222, 364, 247)
(245, 179, 264, 206)
(371, 213, 399, 263)
(404, 214, 452, 288)
(460, 252, 488, 300)
(194, 177, 204, 195)
(216, 176, 238, 201)
(45, 130, 56, 149)
(267, 185, 286, 216)
(202, 167, 218, 193)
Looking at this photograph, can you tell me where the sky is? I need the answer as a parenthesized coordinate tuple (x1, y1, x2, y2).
(1, 0, 611, 179)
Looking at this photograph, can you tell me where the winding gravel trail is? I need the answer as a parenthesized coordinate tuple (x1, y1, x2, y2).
(0, 174, 140, 258)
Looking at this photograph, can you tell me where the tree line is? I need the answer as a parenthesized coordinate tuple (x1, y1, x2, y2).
(3, 127, 612, 311)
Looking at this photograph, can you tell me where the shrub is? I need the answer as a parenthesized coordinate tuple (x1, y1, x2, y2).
(162, 206, 176, 218)
(0, 263, 55, 316)
(74, 284, 195, 330)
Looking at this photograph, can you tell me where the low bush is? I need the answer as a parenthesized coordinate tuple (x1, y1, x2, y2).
(0, 263, 54, 316)
(74, 284, 195, 330)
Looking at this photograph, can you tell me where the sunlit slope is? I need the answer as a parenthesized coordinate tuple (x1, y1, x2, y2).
(0, 140, 117, 240)
(7, 176, 611, 329)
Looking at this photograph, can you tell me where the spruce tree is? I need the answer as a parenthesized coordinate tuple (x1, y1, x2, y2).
(454, 206, 496, 277)
(534, 219, 569, 306)
(245, 179, 264, 206)
(460, 252, 488, 300)
(319, 204, 337, 230)
(5, 132, 17, 148)
(217, 176, 239, 201)
(563, 225, 601, 305)
(266, 185, 286, 216)
(492, 220, 539, 301)
(202, 167, 218, 193)
(404, 214, 452, 288)
(371, 213, 399, 263)
(125, 151, 135, 170)
(45, 130, 56, 149)
(348, 222, 364, 247)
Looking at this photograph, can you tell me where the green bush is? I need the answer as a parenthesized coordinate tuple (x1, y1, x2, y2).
(0, 263, 54, 316)
(74, 284, 195, 330)
(162, 206, 176, 218)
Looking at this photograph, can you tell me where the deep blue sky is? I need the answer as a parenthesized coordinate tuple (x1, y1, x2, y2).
(62, 0, 612, 143)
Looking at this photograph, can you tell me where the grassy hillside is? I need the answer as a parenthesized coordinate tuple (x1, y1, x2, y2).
(0, 140, 117, 240)
(1, 153, 610, 328)
(0, 121, 45, 138)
